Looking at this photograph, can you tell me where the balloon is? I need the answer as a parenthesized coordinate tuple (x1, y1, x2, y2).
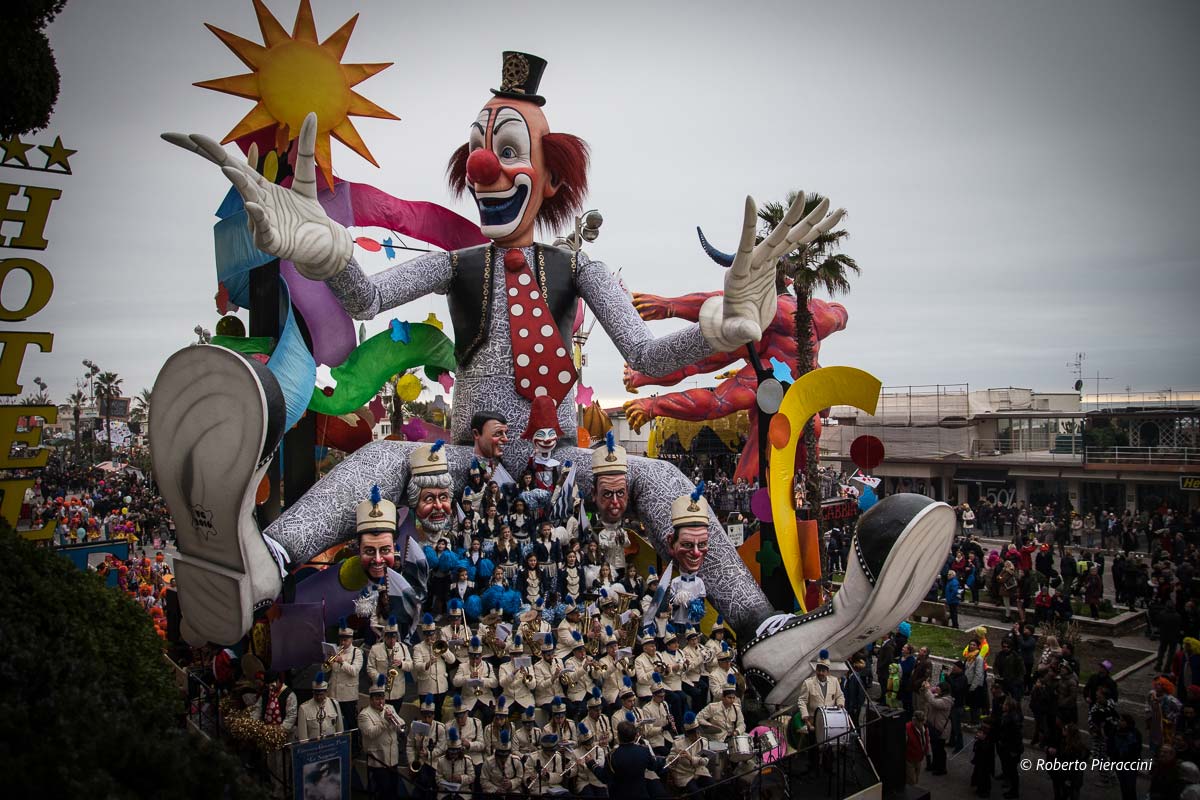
(395, 373, 422, 402)
(858, 486, 878, 512)
(124, 495, 132, 504)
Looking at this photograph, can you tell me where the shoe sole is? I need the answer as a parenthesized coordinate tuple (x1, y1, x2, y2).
(150, 345, 284, 645)
(744, 498, 956, 705)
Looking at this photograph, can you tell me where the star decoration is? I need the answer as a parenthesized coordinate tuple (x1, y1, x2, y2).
(423, 312, 443, 331)
(38, 136, 76, 173)
(769, 357, 795, 384)
(388, 319, 410, 344)
(0, 136, 34, 166)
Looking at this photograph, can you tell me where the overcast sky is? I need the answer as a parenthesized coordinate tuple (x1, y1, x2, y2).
(14, 0, 1199, 411)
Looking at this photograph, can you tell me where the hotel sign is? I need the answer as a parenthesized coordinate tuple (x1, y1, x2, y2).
(1181, 476, 1200, 492)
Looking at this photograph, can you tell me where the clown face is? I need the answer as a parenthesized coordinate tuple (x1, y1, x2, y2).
(474, 418, 509, 460)
(595, 474, 628, 526)
(531, 427, 558, 459)
(359, 531, 396, 580)
(416, 486, 453, 536)
(465, 99, 557, 246)
(670, 525, 710, 575)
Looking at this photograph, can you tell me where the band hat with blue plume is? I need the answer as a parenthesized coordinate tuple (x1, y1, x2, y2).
(717, 642, 733, 661)
(671, 482, 711, 528)
(662, 622, 679, 644)
(370, 674, 388, 695)
(507, 634, 525, 654)
(650, 672, 665, 694)
(815, 648, 831, 670)
(495, 695, 510, 715)
(337, 616, 354, 638)
(683, 710, 699, 731)
(447, 726, 462, 749)
(576, 720, 594, 741)
(410, 439, 449, 477)
(448, 597, 464, 616)
(356, 484, 397, 534)
(602, 625, 617, 646)
(570, 630, 585, 651)
(420, 693, 437, 713)
(591, 430, 627, 475)
(587, 686, 603, 707)
(469, 636, 483, 655)
(620, 675, 636, 699)
(723, 674, 739, 694)
(497, 728, 512, 750)
(453, 694, 466, 714)
(638, 626, 656, 645)
(384, 614, 400, 636)
(540, 733, 559, 749)
(540, 633, 556, 652)
(551, 695, 567, 714)
(313, 671, 329, 691)
(419, 612, 437, 632)
(561, 594, 577, 615)
(523, 706, 537, 722)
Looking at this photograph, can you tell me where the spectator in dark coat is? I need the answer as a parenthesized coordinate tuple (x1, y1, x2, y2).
(1084, 659, 1119, 706)
(875, 634, 897, 702)
(1156, 604, 1182, 672)
(608, 722, 665, 798)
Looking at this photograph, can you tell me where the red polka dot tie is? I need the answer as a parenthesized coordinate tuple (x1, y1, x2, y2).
(503, 247, 577, 404)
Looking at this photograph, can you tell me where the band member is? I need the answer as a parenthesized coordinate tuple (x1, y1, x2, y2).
(634, 630, 661, 701)
(599, 629, 631, 711)
(452, 636, 498, 725)
(475, 607, 505, 666)
(641, 674, 676, 756)
(482, 695, 514, 753)
(525, 733, 573, 795)
(435, 727, 473, 800)
(446, 695, 487, 773)
(562, 631, 594, 718)
(545, 695, 574, 744)
(572, 720, 610, 797)
(296, 672, 343, 741)
(441, 599, 472, 662)
(554, 595, 583, 657)
(252, 670, 297, 737)
(584, 687, 614, 751)
(328, 618, 363, 733)
(532, 636, 565, 715)
(480, 728, 525, 798)
(707, 644, 742, 702)
(611, 677, 642, 735)
(414, 612, 457, 710)
(668, 711, 714, 795)
(593, 433, 631, 580)
(360, 675, 404, 799)
(408, 694, 448, 793)
(797, 650, 845, 732)
(367, 616, 413, 713)
(498, 634, 537, 716)
(681, 626, 709, 713)
(519, 600, 553, 654)
(514, 706, 543, 757)
(657, 627, 688, 726)
(702, 615, 730, 663)
(696, 676, 746, 741)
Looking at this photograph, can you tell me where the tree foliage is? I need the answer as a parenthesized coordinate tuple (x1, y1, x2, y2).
(0, 2, 69, 138)
(0, 523, 264, 798)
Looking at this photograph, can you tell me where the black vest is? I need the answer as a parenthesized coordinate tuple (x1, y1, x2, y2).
(447, 244, 578, 369)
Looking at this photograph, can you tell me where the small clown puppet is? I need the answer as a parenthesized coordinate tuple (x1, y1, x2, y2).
(667, 484, 710, 627)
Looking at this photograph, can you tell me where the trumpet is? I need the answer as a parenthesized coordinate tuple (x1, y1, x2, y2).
(432, 639, 449, 656)
(654, 658, 669, 675)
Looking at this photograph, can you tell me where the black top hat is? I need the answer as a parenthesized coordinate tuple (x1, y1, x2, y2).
(491, 51, 548, 107)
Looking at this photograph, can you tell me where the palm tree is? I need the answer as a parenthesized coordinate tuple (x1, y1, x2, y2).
(757, 191, 860, 582)
(67, 389, 86, 455)
(132, 388, 151, 423)
(94, 371, 123, 457)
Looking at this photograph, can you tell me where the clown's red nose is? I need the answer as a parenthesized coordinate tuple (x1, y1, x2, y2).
(466, 148, 501, 186)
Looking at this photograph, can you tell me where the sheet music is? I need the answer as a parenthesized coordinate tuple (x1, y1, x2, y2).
(410, 721, 430, 737)
(495, 622, 512, 642)
(514, 656, 532, 670)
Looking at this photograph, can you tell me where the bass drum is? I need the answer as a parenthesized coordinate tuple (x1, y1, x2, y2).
(814, 707, 852, 746)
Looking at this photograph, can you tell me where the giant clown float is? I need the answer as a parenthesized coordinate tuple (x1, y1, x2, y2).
(151, 0, 955, 708)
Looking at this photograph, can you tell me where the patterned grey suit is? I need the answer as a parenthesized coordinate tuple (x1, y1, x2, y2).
(264, 246, 773, 631)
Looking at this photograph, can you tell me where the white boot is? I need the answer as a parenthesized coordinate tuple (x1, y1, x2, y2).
(740, 494, 955, 707)
(150, 345, 287, 646)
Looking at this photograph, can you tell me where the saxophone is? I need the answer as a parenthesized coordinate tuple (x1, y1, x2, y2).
(385, 643, 399, 695)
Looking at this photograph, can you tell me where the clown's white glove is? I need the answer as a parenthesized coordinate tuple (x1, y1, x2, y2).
(163, 112, 353, 281)
(699, 192, 845, 353)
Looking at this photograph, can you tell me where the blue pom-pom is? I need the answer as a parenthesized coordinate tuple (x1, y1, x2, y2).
(370, 484, 382, 505)
(422, 545, 438, 565)
(389, 614, 398, 626)
(448, 726, 459, 741)
(453, 694, 463, 708)
(691, 481, 705, 503)
(375, 674, 387, 689)
(477, 558, 495, 579)
(605, 625, 613, 636)
(578, 721, 589, 735)
(684, 711, 696, 725)
(727, 674, 737, 685)
(315, 671, 327, 683)
(592, 687, 601, 699)
(500, 589, 522, 616)
(438, 551, 460, 571)
(448, 597, 463, 612)
(606, 431, 616, 453)
(623, 676, 632, 687)
(430, 439, 445, 453)
(464, 595, 483, 621)
(898, 621, 912, 638)
(421, 612, 434, 625)
(819, 648, 830, 660)
(499, 729, 511, 745)
(652, 671, 662, 682)
(715, 614, 724, 625)
(625, 711, 636, 723)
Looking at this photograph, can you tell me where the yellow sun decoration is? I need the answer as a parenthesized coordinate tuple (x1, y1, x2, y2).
(196, 0, 398, 188)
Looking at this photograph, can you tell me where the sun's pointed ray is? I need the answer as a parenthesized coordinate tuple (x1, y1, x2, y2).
(291, 0, 319, 43)
(331, 118, 379, 166)
(222, 102, 278, 144)
(204, 23, 268, 70)
(342, 61, 393, 88)
(314, 132, 335, 190)
(195, 72, 262, 101)
(251, 0, 291, 47)
(320, 14, 359, 60)
(347, 91, 401, 121)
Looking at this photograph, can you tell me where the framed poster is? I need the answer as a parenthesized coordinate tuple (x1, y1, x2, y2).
(291, 732, 350, 800)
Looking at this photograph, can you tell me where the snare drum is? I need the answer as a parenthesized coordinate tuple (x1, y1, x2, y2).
(729, 733, 754, 762)
(707, 741, 729, 755)
(814, 707, 852, 746)
(755, 729, 780, 752)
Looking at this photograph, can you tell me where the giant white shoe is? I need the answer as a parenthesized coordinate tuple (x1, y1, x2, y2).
(739, 493, 955, 707)
(150, 345, 287, 646)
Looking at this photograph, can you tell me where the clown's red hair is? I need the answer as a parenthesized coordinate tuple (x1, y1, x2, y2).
(447, 133, 590, 235)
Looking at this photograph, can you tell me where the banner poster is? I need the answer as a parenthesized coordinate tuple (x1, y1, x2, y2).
(726, 522, 745, 547)
(291, 733, 350, 800)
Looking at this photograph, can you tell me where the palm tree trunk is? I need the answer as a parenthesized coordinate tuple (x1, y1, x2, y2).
(105, 413, 112, 458)
(793, 290, 826, 583)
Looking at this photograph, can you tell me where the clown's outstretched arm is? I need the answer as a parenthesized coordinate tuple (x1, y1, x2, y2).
(164, 112, 450, 320)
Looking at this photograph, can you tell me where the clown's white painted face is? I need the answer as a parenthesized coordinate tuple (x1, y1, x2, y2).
(532, 427, 558, 459)
(465, 99, 556, 246)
